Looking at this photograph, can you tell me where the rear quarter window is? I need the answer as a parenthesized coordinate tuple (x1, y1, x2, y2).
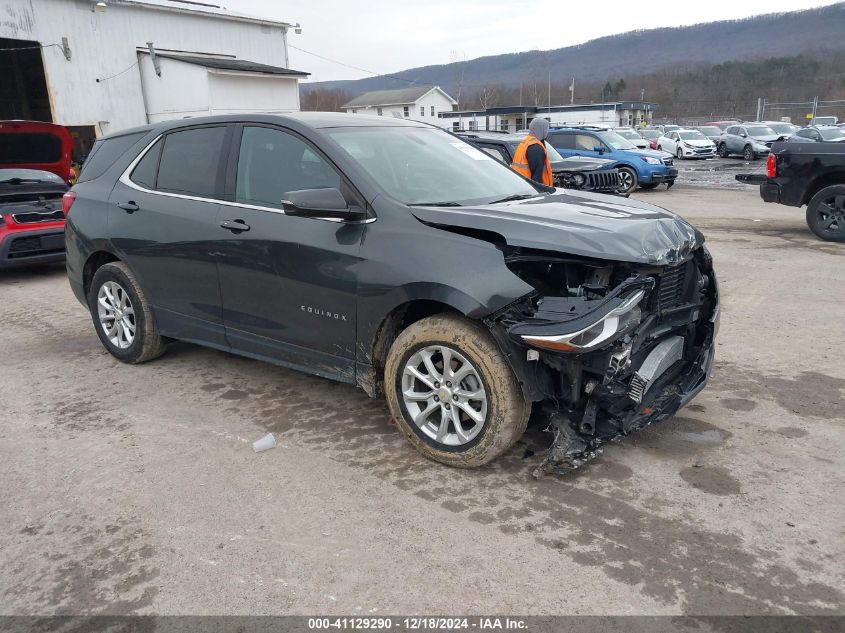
(77, 132, 147, 183)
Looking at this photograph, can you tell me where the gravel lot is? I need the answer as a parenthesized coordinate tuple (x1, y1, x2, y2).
(1, 186, 843, 617)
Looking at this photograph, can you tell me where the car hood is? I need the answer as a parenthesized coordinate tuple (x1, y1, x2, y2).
(410, 190, 702, 266)
(550, 155, 615, 172)
(750, 135, 781, 144)
(682, 139, 715, 147)
(617, 147, 670, 160)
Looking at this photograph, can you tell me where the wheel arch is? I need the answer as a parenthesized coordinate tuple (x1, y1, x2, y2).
(83, 250, 122, 297)
(359, 294, 483, 398)
(801, 171, 845, 206)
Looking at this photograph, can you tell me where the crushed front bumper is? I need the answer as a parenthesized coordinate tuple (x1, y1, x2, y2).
(488, 248, 719, 476)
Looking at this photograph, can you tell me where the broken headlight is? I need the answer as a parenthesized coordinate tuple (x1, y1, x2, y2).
(521, 290, 645, 353)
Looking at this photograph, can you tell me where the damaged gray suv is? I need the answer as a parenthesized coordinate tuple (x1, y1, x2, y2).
(65, 113, 719, 475)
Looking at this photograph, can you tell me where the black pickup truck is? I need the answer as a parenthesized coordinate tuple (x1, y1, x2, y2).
(737, 141, 845, 241)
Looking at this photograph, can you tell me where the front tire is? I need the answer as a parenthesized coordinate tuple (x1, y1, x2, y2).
(718, 143, 729, 158)
(743, 145, 755, 161)
(88, 262, 167, 364)
(385, 314, 530, 468)
(806, 184, 845, 242)
(617, 166, 638, 193)
(676, 147, 684, 160)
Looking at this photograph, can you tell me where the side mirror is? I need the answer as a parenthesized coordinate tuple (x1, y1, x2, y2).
(593, 145, 604, 154)
(281, 188, 365, 221)
(739, 132, 747, 138)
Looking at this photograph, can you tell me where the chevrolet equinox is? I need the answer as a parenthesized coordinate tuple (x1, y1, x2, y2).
(65, 113, 719, 475)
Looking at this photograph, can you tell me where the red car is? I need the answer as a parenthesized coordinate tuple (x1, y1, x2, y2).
(0, 121, 74, 269)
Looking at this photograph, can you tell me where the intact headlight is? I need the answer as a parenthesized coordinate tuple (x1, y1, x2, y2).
(521, 290, 645, 353)
(640, 156, 661, 165)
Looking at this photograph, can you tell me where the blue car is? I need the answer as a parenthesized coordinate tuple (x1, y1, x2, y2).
(547, 127, 678, 193)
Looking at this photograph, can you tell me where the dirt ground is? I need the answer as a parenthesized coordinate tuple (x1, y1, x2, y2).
(0, 186, 842, 617)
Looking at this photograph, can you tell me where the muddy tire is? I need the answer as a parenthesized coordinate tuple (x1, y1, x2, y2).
(806, 184, 845, 242)
(88, 262, 167, 364)
(385, 314, 530, 468)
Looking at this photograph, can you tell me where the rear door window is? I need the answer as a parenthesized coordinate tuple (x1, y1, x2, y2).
(77, 132, 147, 183)
(235, 126, 341, 209)
(549, 133, 575, 149)
(156, 127, 228, 198)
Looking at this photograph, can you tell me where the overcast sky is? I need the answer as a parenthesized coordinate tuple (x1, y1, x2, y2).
(224, 0, 840, 83)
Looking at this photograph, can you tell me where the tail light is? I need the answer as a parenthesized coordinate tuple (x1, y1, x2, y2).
(62, 191, 77, 216)
(766, 153, 777, 179)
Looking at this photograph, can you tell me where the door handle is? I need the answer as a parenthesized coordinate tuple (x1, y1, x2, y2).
(220, 219, 250, 232)
(117, 201, 139, 213)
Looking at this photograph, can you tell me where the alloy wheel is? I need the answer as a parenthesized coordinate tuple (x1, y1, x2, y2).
(813, 194, 845, 239)
(401, 345, 488, 447)
(618, 169, 634, 192)
(97, 281, 136, 349)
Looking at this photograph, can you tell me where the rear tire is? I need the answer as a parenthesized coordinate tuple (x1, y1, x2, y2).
(617, 166, 638, 194)
(806, 184, 845, 242)
(88, 262, 167, 364)
(384, 314, 530, 468)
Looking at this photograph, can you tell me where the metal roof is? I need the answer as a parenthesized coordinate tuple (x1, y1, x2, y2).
(121, 0, 294, 27)
(342, 86, 455, 109)
(147, 52, 309, 76)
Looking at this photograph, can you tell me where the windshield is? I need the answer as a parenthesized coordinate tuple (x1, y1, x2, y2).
(696, 127, 721, 135)
(598, 130, 636, 150)
(767, 123, 797, 135)
(325, 127, 538, 205)
(663, 125, 680, 132)
(679, 131, 707, 140)
(615, 130, 639, 140)
(0, 168, 64, 183)
(746, 126, 776, 137)
(639, 130, 660, 139)
(819, 127, 845, 140)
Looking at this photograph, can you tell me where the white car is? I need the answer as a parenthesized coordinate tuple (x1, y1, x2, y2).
(613, 128, 649, 149)
(657, 129, 716, 160)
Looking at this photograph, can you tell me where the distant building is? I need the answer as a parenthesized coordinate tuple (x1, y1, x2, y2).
(0, 0, 307, 156)
(439, 101, 656, 131)
(342, 86, 457, 123)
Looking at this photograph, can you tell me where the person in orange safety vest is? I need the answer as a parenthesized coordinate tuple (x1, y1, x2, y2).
(511, 117, 553, 186)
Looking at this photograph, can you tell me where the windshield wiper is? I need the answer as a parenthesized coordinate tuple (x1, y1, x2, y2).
(488, 194, 536, 204)
(412, 201, 463, 207)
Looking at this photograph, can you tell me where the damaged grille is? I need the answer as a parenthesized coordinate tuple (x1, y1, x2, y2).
(12, 210, 65, 224)
(586, 170, 621, 192)
(655, 264, 688, 312)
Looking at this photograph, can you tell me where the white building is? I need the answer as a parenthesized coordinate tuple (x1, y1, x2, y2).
(0, 0, 307, 156)
(438, 101, 656, 132)
(342, 86, 456, 123)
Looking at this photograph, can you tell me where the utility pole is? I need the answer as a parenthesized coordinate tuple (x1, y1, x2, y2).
(756, 97, 763, 121)
(548, 71, 551, 109)
(811, 95, 819, 122)
(570, 77, 575, 105)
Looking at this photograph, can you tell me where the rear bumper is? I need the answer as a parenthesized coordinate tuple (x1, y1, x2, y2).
(734, 174, 781, 203)
(0, 227, 66, 269)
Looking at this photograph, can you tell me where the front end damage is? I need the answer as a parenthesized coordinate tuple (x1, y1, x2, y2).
(485, 245, 719, 477)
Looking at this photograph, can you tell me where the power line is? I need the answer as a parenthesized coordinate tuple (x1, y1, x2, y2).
(0, 43, 62, 52)
(289, 44, 436, 88)
(95, 60, 139, 83)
